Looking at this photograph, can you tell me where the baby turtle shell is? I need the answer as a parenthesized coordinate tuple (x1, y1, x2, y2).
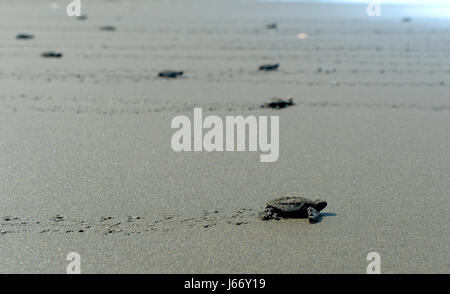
(261, 97, 294, 109)
(158, 70, 184, 78)
(259, 64, 279, 71)
(99, 25, 116, 31)
(259, 197, 327, 223)
(16, 33, 34, 40)
(41, 51, 63, 58)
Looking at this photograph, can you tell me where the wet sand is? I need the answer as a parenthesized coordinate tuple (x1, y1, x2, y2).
(0, 0, 449, 273)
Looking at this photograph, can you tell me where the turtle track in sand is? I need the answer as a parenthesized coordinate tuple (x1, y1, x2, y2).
(0, 208, 257, 236)
(2, 93, 450, 115)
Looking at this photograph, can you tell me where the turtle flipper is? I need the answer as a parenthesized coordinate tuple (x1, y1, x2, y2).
(258, 208, 273, 220)
(314, 200, 327, 212)
(307, 207, 320, 223)
(258, 208, 280, 220)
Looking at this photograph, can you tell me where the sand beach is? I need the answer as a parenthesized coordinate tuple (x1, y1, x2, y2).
(0, 0, 449, 273)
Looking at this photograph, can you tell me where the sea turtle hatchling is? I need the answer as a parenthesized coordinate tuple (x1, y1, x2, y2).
(77, 15, 88, 21)
(266, 23, 277, 30)
(16, 33, 34, 40)
(158, 70, 184, 78)
(259, 63, 279, 71)
(99, 25, 116, 31)
(259, 197, 327, 223)
(261, 97, 294, 109)
(41, 51, 63, 58)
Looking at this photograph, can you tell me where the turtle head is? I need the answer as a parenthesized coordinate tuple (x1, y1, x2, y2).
(313, 200, 327, 212)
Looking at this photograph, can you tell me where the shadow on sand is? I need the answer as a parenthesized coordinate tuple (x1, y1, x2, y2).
(317, 212, 337, 223)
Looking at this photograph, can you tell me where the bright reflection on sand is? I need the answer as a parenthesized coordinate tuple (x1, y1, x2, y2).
(256, 0, 450, 3)
(255, 0, 450, 18)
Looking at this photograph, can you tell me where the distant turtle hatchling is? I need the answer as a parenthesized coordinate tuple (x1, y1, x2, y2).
(41, 51, 63, 58)
(402, 17, 412, 23)
(261, 97, 294, 109)
(266, 23, 277, 29)
(16, 33, 34, 40)
(259, 197, 327, 223)
(99, 25, 116, 31)
(158, 70, 184, 78)
(259, 63, 279, 71)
